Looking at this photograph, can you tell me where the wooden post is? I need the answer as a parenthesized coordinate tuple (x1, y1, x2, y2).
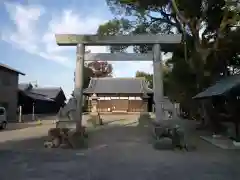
(153, 44, 165, 121)
(75, 44, 85, 131)
(32, 102, 35, 121)
(18, 106, 22, 123)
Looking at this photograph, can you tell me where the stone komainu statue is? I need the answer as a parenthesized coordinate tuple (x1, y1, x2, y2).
(171, 125, 188, 150)
(153, 124, 188, 150)
(45, 126, 88, 149)
(45, 127, 71, 148)
(44, 96, 88, 149)
(57, 97, 77, 121)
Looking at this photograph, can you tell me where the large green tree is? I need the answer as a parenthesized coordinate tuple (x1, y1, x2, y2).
(135, 64, 171, 96)
(86, 61, 113, 78)
(74, 61, 113, 89)
(98, 0, 240, 103)
(135, 71, 153, 88)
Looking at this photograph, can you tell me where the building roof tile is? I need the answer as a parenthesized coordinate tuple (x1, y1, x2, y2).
(30, 87, 64, 99)
(83, 77, 153, 94)
(0, 63, 25, 75)
(193, 75, 240, 99)
(18, 83, 66, 101)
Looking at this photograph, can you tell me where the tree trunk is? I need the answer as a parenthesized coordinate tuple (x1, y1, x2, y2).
(200, 100, 211, 128)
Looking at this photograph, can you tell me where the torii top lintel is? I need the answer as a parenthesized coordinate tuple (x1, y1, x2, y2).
(55, 34, 182, 46)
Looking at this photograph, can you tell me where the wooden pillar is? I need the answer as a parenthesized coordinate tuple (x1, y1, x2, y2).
(18, 106, 22, 123)
(142, 94, 149, 112)
(153, 44, 165, 121)
(74, 44, 85, 131)
(32, 102, 35, 121)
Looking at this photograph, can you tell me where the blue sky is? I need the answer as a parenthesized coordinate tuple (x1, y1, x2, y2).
(0, 0, 154, 99)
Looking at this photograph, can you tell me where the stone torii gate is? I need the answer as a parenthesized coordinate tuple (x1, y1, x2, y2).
(55, 34, 182, 128)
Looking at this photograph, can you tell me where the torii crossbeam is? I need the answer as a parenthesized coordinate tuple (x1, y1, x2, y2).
(84, 53, 153, 61)
(55, 34, 182, 129)
(55, 34, 181, 46)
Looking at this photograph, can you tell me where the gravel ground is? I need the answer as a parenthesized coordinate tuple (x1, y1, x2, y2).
(1, 145, 240, 180)
(0, 115, 240, 180)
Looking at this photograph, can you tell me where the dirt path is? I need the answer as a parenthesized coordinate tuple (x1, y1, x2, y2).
(0, 114, 221, 152)
(86, 115, 224, 153)
(0, 123, 55, 149)
(1, 116, 240, 180)
(87, 118, 151, 150)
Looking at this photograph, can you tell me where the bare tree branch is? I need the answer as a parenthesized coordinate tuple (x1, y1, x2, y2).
(148, 15, 175, 26)
(170, 0, 190, 25)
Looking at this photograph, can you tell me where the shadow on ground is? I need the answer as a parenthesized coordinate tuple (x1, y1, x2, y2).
(0, 113, 228, 153)
(0, 136, 48, 150)
(3, 123, 41, 132)
(1, 114, 240, 180)
(0, 113, 153, 151)
(87, 113, 153, 148)
(86, 113, 222, 153)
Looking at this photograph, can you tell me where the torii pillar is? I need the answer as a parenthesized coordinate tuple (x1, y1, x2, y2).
(153, 44, 165, 121)
(55, 34, 182, 126)
(74, 44, 85, 130)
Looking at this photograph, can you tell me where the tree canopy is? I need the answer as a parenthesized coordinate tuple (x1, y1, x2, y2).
(75, 61, 113, 89)
(86, 61, 113, 78)
(98, 0, 240, 107)
(135, 71, 153, 88)
(135, 65, 173, 97)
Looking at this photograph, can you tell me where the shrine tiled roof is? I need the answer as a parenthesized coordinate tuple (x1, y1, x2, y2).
(0, 63, 25, 75)
(193, 74, 240, 99)
(83, 77, 153, 94)
(18, 83, 66, 101)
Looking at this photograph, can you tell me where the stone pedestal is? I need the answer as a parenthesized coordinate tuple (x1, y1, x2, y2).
(153, 44, 165, 121)
(90, 94, 98, 113)
(74, 44, 85, 131)
(173, 103, 180, 118)
(142, 93, 149, 112)
(90, 94, 103, 125)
